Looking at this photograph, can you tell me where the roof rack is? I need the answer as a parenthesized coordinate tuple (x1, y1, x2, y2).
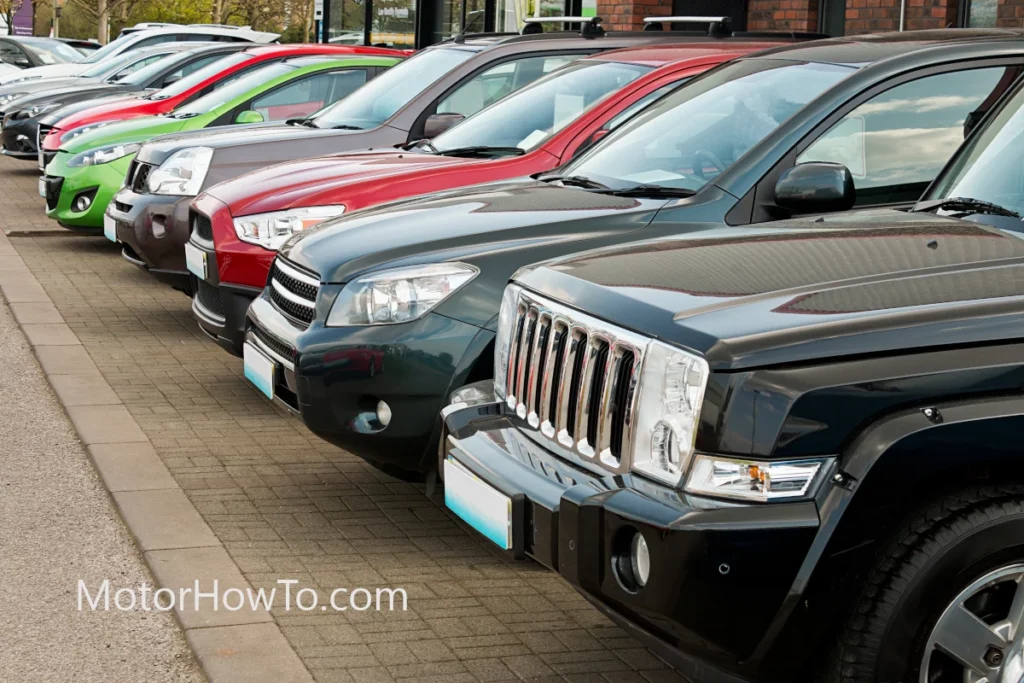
(190, 24, 255, 30)
(643, 16, 731, 37)
(521, 16, 605, 38)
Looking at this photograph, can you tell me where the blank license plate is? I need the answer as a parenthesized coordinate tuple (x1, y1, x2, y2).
(38, 177, 45, 197)
(243, 342, 275, 400)
(184, 242, 207, 280)
(444, 457, 512, 550)
(103, 214, 117, 242)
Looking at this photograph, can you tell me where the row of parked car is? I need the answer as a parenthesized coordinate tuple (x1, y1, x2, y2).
(5, 19, 1024, 683)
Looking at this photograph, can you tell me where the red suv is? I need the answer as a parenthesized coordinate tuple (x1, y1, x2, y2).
(188, 42, 784, 355)
(37, 43, 404, 169)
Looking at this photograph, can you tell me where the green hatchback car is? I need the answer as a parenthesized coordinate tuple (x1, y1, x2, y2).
(41, 54, 400, 230)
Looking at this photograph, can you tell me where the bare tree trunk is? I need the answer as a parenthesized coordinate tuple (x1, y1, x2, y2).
(97, 0, 108, 42)
(212, 0, 223, 24)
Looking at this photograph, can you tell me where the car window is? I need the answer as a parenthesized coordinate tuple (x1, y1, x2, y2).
(433, 60, 650, 154)
(798, 67, 1016, 206)
(151, 54, 225, 88)
(84, 51, 139, 79)
(20, 38, 82, 64)
(114, 53, 176, 83)
(170, 62, 294, 117)
(249, 69, 368, 122)
(565, 59, 853, 193)
(312, 47, 472, 130)
(81, 34, 139, 64)
(0, 44, 24, 66)
(149, 52, 253, 101)
(132, 35, 177, 49)
(436, 54, 578, 118)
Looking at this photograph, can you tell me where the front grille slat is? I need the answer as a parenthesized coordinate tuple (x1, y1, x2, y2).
(195, 279, 225, 319)
(268, 258, 318, 328)
(131, 162, 152, 193)
(43, 176, 62, 211)
(500, 291, 648, 474)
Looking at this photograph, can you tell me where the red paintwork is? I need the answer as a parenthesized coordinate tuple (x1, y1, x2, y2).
(42, 44, 403, 151)
(200, 42, 781, 290)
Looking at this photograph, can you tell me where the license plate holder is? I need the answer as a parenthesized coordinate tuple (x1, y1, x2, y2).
(243, 342, 276, 400)
(184, 242, 207, 280)
(444, 457, 520, 552)
(103, 214, 117, 243)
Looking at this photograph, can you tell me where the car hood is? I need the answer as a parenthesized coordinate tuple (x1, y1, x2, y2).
(206, 150, 483, 215)
(280, 180, 666, 285)
(62, 114, 185, 152)
(0, 64, 87, 84)
(136, 122, 378, 166)
(515, 209, 1024, 370)
(0, 76, 99, 99)
(9, 83, 143, 111)
(41, 93, 151, 127)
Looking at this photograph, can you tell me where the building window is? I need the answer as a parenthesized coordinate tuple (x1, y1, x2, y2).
(965, 0, 998, 26)
(328, 0, 367, 44)
(372, 0, 417, 47)
(494, 0, 572, 33)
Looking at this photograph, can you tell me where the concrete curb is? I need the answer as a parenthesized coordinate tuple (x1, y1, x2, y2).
(0, 233, 315, 683)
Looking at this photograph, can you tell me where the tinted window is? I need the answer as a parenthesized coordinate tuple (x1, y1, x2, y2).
(565, 59, 852, 193)
(170, 62, 294, 117)
(436, 54, 577, 118)
(433, 60, 649, 153)
(149, 52, 253, 100)
(798, 67, 1013, 206)
(81, 33, 139, 64)
(88, 51, 149, 79)
(249, 70, 367, 122)
(132, 35, 177, 49)
(116, 53, 178, 84)
(313, 47, 472, 130)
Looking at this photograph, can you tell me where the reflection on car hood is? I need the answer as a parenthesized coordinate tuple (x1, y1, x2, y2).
(517, 208, 1024, 369)
(9, 83, 141, 112)
(137, 123, 370, 164)
(41, 93, 151, 126)
(206, 151, 481, 215)
(61, 114, 186, 152)
(280, 180, 662, 284)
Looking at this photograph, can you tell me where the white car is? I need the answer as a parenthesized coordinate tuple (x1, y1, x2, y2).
(0, 25, 278, 85)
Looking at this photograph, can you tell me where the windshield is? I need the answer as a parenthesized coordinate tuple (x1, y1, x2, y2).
(151, 52, 250, 100)
(925, 83, 1024, 216)
(81, 33, 137, 64)
(118, 52, 184, 86)
(432, 60, 651, 154)
(313, 47, 473, 130)
(563, 59, 852, 192)
(21, 38, 83, 64)
(170, 61, 293, 117)
(81, 51, 138, 79)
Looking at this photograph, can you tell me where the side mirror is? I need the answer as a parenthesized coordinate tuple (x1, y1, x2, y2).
(423, 112, 464, 138)
(572, 128, 611, 158)
(234, 110, 264, 124)
(162, 73, 182, 87)
(774, 162, 855, 215)
(14, 56, 30, 68)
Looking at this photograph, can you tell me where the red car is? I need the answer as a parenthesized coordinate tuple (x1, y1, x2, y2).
(188, 41, 783, 355)
(38, 43, 404, 168)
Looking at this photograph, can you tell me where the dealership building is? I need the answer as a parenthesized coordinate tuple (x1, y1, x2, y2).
(324, 0, 1014, 49)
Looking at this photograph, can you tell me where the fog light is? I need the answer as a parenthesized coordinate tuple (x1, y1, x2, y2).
(376, 400, 392, 427)
(631, 533, 650, 587)
(74, 195, 92, 212)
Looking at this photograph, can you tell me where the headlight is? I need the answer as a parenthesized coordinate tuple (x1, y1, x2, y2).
(62, 121, 111, 142)
(233, 205, 346, 251)
(22, 102, 60, 119)
(326, 262, 478, 327)
(66, 142, 141, 167)
(630, 342, 709, 486)
(0, 93, 22, 106)
(492, 283, 522, 401)
(147, 147, 213, 196)
(685, 455, 832, 502)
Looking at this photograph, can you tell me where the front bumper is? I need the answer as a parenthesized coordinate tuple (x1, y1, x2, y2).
(190, 229, 260, 356)
(245, 289, 494, 472)
(0, 116, 38, 159)
(44, 151, 132, 229)
(107, 187, 193, 292)
(442, 385, 820, 683)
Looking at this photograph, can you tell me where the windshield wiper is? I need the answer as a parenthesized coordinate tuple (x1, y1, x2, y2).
(534, 173, 610, 190)
(287, 118, 318, 128)
(597, 184, 696, 198)
(329, 123, 363, 131)
(438, 145, 525, 158)
(169, 112, 201, 120)
(913, 196, 1021, 219)
(406, 138, 438, 153)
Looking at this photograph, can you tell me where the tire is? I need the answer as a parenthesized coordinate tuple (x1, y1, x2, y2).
(824, 484, 1024, 683)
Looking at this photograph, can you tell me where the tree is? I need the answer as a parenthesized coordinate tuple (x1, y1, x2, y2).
(66, 0, 143, 41)
(0, 0, 24, 36)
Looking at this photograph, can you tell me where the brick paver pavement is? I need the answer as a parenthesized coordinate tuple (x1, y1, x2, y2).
(0, 155, 689, 683)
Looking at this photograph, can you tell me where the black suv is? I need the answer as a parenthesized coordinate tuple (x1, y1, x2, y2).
(439, 48, 1024, 683)
(245, 29, 1024, 476)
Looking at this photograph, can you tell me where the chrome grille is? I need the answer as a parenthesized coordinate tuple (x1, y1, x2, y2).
(503, 290, 645, 473)
(269, 258, 318, 327)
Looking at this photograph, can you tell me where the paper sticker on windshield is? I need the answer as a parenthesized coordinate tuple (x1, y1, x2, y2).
(623, 170, 687, 184)
(518, 129, 547, 150)
(554, 94, 586, 130)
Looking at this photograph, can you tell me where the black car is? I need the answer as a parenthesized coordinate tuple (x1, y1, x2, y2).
(244, 29, 1024, 476)
(438, 56, 1024, 682)
(0, 43, 247, 160)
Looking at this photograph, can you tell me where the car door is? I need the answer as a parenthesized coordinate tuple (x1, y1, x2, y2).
(215, 69, 371, 125)
(739, 61, 1024, 223)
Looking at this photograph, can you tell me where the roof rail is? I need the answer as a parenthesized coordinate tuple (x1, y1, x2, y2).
(190, 23, 255, 30)
(521, 16, 604, 37)
(643, 15, 731, 37)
